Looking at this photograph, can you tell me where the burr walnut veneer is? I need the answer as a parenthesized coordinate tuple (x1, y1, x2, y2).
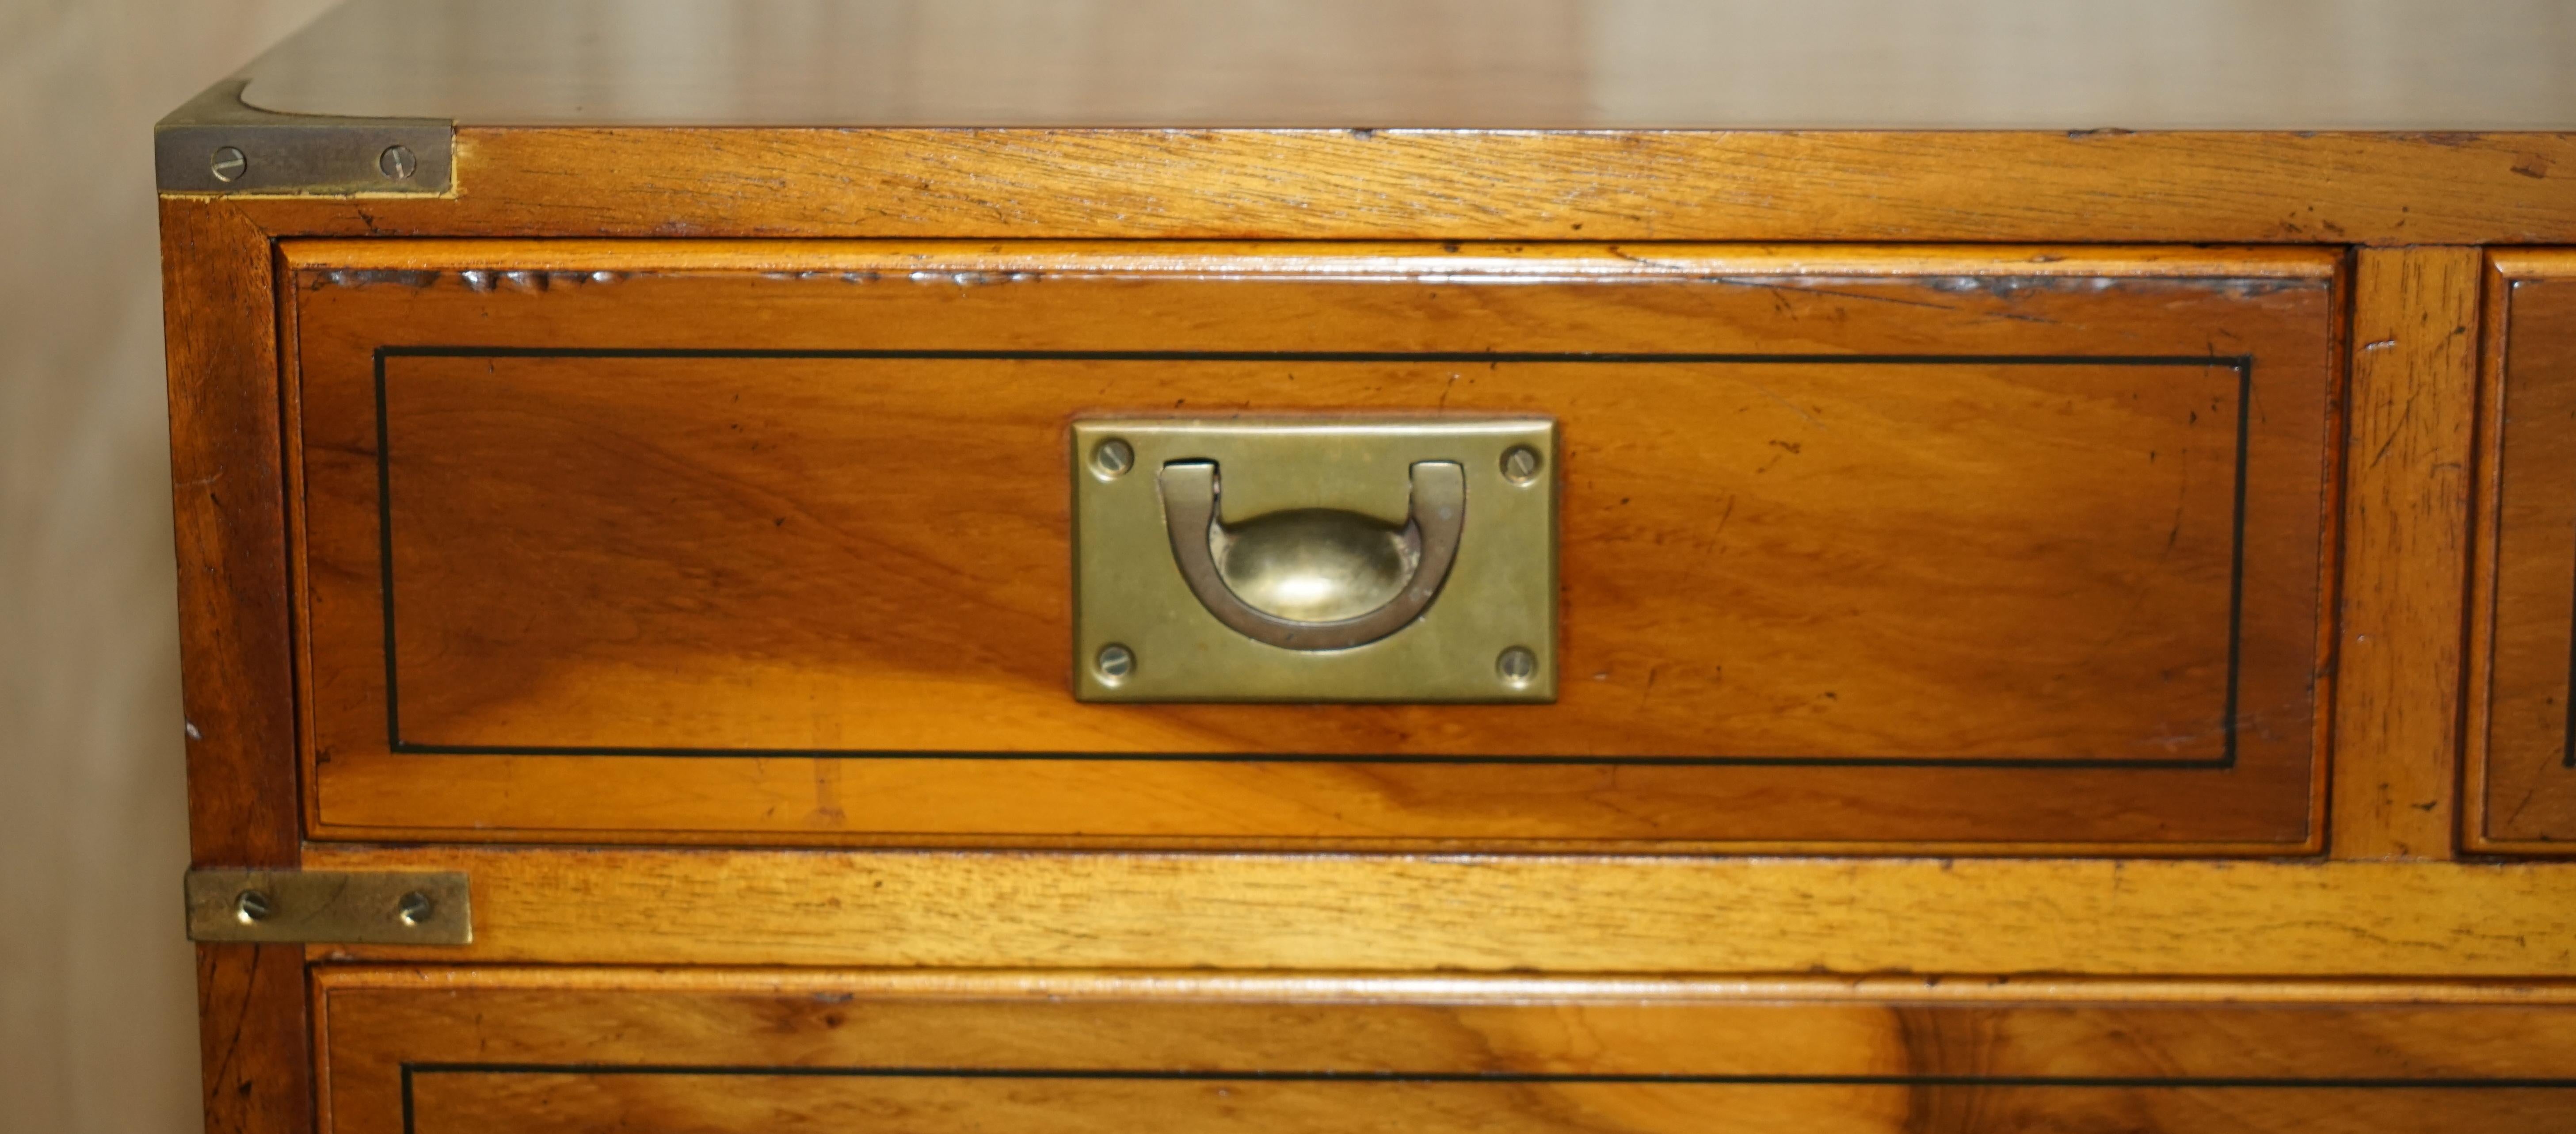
(160, 2, 2576, 1132)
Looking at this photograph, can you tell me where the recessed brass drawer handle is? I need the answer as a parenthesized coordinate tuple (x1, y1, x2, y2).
(1159, 459, 1466, 651)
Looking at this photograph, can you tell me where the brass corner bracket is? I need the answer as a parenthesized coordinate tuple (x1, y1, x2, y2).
(156, 79, 453, 196)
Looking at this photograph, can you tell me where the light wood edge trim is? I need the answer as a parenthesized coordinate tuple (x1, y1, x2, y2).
(275, 239, 2344, 279)
(2466, 251, 2576, 855)
(309, 965, 2576, 1006)
(2465, 255, 2515, 854)
(2330, 247, 2481, 860)
(298, 846, 2576, 977)
(279, 245, 326, 848)
(309, 963, 336, 1134)
(235, 130, 2576, 246)
(298, 823, 2313, 858)
(2484, 248, 2576, 277)
(2306, 247, 2354, 855)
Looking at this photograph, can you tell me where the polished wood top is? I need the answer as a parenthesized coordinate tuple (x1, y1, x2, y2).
(226, 0, 2576, 130)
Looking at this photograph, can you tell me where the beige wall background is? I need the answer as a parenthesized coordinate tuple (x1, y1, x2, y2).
(1, 1, 332, 1132)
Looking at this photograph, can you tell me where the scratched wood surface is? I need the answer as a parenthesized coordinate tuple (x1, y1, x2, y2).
(160, 198, 312, 1134)
(281, 242, 2337, 850)
(2470, 253, 2576, 853)
(199, 129, 2576, 248)
(297, 845, 2576, 976)
(2330, 248, 2481, 860)
(313, 968, 2576, 1134)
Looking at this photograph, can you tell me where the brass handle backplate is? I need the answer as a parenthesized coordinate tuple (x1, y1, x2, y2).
(1071, 416, 1557, 703)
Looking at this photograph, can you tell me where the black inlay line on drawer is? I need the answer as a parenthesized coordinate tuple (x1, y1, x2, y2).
(396, 1061, 2576, 1134)
(370, 347, 2258, 769)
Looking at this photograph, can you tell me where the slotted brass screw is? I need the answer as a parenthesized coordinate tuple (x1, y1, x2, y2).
(233, 890, 273, 924)
(1497, 646, 1539, 685)
(210, 147, 247, 183)
(1095, 643, 1136, 683)
(1092, 438, 1136, 478)
(378, 144, 418, 179)
(396, 891, 436, 927)
(1501, 446, 1544, 485)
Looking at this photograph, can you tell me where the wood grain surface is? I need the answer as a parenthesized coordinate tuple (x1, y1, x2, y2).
(2470, 252, 2576, 853)
(312, 968, 2576, 1134)
(2331, 248, 2481, 859)
(282, 242, 2338, 850)
(199, 128, 2576, 248)
(160, 197, 312, 1134)
(298, 845, 2576, 977)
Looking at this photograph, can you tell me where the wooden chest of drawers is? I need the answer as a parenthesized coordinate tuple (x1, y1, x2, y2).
(160, 2, 2576, 1131)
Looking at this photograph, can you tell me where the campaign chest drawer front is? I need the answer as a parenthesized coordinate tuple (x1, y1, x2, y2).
(288, 242, 2338, 850)
(2473, 253, 2576, 853)
(320, 972, 2576, 1134)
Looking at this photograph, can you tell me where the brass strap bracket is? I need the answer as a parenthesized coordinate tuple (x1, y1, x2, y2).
(156, 79, 453, 196)
(184, 869, 471, 945)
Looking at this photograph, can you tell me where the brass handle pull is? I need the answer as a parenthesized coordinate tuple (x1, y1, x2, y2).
(1158, 460, 1466, 651)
